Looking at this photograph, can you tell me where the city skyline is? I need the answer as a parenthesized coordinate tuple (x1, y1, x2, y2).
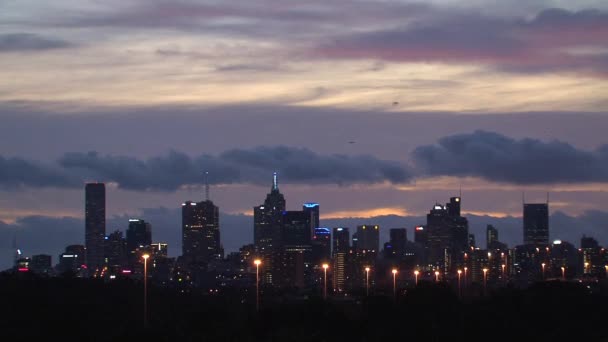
(1, 0, 607, 275)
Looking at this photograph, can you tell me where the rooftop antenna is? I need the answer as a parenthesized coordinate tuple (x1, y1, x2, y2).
(204, 171, 210, 201)
(546, 192, 550, 206)
(459, 183, 462, 198)
(273, 171, 278, 191)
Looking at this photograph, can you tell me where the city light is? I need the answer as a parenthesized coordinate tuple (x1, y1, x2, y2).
(254, 259, 262, 311)
(322, 263, 329, 299)
(142, 253, 150, 328)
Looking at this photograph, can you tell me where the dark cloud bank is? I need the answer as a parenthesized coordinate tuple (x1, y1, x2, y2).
(1, 131, 607, 189)
(2, 208, 607, 271)
(413, 130, 608, 184)
(0, 33, 72, 52)
(1, 147, 411, 191)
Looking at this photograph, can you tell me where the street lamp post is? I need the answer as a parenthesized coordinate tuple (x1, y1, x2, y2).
(457, 270, 462, 297)
(541, 263, 546, 280)
(414, 270, 419, 286)
(501, 264, 506, 283)
(434, 271, 439, 283)
(392, 269, 398, 300)
(365, 267, 371, 296)
(561, 266, 566, 281)
(482, 268, 488, 294)
(322, 263, 329, 299)
(254, 259, 261, 312)
(142, 253, 150, 328)
(464, 267, 468, 287)
(584, 262, 590, 274)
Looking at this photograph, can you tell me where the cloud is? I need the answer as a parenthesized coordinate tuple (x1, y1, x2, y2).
(0, 156, 79, 189)
(315, 8, 608, 76)
(0, 147, 413, 191)
(0, 33, 72, 52)
(412, 130, 608, 184)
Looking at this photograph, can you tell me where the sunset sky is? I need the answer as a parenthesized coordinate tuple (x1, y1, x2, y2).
(1, 0, 607, 267)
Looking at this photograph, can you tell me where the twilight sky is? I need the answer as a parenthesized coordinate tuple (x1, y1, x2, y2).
(1, 0, 607, 268)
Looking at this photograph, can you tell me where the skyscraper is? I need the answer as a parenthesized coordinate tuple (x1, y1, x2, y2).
(353, 225, 380, 252)
(105, 230, 127, 270)
(277, 210, 313, 287)
(127, 219, 152, 253)
(312, 227, 331, 264)
(487, 225, 499, 249)
(254, 172, 286, 253)
(332, 227, 350, 256)
(182, 199, 221, 264)
(446, 196, 461, 217)
(523, 203, 549, 247)
(85, 183, 105, 272)
(253, 172, 286, 284)
(30, 255, 52, 275)
(426, 196, 469, 272)
(303, 203, 320, 229)
(332, 227, 349, 291)
(385, 228, 407, 259)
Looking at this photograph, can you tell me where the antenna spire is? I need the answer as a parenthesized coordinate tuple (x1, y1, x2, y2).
(204, 171, 210, 201)
(272, 172, 278, 191)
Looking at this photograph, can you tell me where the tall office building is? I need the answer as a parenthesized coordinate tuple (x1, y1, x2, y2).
(487, 225, 499, 249)
(30, 255, 52, 275)
(332, 227, 349, 291)
(446, 197, 461, 217)
(278, 210, 313, 287)
(353, 225, 380, 252)
(426, 196, 469, 272)
(523, 203, 549, 247)
(303, 203, 320, 229)
(105, 230, 128, 269)
(85, 183, 105, 272)
(182, 199, 221, 264)
(312, 227, 331, 264)
(385, 228, 407, 259)
(414, 225, 428, 245)
(333, 227, 350, 255)
(253, 173, 286, 284)
(254, 172, 286, 252)
(58, 245, 85, 274)
(126, 219, 152, 255)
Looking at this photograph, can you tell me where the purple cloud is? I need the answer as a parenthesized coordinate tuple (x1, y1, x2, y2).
(315, 8, 608, 76)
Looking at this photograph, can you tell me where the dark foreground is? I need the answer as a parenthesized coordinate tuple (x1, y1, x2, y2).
(3, 273, 608, 342)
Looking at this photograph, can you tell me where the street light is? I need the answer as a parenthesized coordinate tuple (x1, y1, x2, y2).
(254, 259, 261, 311)
(457, 269, 462, 297)
(482, 268, 488, 293)
(322, 263, 329, 299)
(584, 262, 590, 274)
(414, 270, 419, 286)
(391, 269, 398, 300)
(142, 253, 150, 328)
(434, 271, 439, 283)
(464, 267, 468, 287)
(365, 267, 371, 296)
(541, 263, 546, 280)
(501, 264, 506, 282)
(561, 266, 566, 281)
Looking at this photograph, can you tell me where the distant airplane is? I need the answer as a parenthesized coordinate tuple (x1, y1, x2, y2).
(348, 141, 356, 144)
